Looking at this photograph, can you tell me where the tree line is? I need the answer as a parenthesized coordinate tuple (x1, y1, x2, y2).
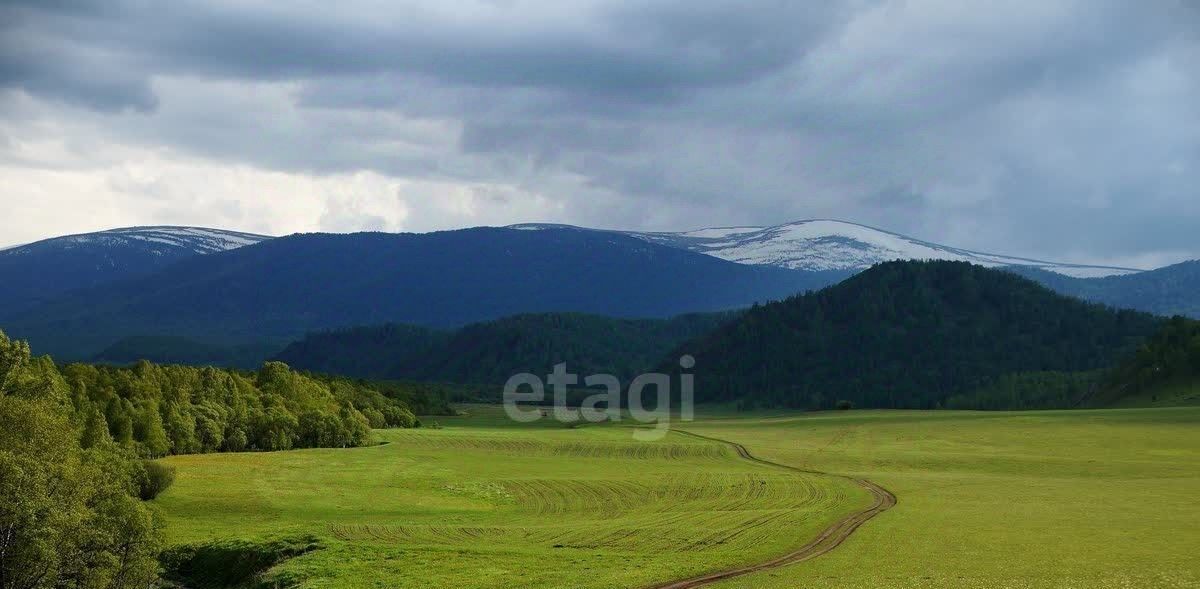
(63, 359, 420, 457)
(0, 330, 422, 588)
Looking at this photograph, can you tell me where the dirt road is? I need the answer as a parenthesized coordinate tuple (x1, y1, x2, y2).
(647, 430, 897, 589)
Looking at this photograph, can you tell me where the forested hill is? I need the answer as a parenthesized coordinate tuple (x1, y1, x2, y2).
(663, 261, 1163, 409)
(1096, 316, 1200, 406)
(275, 312, 734, 384)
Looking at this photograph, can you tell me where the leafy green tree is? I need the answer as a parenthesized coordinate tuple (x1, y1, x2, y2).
(382, 405, 417, 428)
(192, 403, 226, 453)
(339, 405, 373, 448)
(0, 332, 162, 589)
(297, 410, 344, 448)
(252, 407, 299, 451)
(134, 402, 171, 458)
(79, 406, 113, 449)
(162, 401, 198, 455)
(223, 426, 249, 453)
(360, 407, 387, 429)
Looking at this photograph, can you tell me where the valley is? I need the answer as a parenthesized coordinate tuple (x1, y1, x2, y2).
(3, 225, 1199, 589)
(8, 5, 1199, 587)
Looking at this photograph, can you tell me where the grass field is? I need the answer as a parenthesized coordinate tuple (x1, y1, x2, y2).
(155, 405, 868, 588)
(155, 405, 1200, 588)
(685, 407, 1200, 589)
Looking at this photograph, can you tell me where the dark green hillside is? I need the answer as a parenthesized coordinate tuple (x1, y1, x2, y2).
(943, 371, 1103, 410)
(92, 335, 284, 368)
(275, 311, 734, 384)
(1095, 316, 1200, 407)
(416, 312, 733, 384)
(665, 261, 1162, 409)
(273, 323, 451, 379)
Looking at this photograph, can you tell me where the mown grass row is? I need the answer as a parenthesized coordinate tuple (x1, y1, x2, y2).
(383, 428, 733, 459)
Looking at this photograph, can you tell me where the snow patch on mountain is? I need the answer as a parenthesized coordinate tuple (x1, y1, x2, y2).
(509, 220, 1142, 278)
(4, 226, 271, 256)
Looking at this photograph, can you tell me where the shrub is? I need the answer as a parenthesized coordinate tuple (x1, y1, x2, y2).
(382, 405, 417, 428)
(835, 400, 854, 410)
(361, 407, 387, 429)
(138, 460, 177, 500)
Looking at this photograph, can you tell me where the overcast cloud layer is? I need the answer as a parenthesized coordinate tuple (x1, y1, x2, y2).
(1, 0, 1197, 268)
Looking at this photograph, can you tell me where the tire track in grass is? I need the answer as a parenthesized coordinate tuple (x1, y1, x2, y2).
(647, 429, 897, 589)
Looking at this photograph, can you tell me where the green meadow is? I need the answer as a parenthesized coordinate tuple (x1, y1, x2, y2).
(155, 406, 867, 588)
(154, 405, 1200, 588)
(689, 407, 1200, 589)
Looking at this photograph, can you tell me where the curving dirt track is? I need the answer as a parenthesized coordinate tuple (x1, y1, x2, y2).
(647, 430, 897, 589)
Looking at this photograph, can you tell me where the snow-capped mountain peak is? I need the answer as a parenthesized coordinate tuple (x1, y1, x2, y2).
(509, 219, 1142, 278)
(0, 226, 275, 314)
(29, 226, 271, 255)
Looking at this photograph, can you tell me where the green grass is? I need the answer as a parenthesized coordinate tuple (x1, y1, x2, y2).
(154, 405, 866, 588)
(155, 405, 1200, 588)
(684, 407, 1200, 589)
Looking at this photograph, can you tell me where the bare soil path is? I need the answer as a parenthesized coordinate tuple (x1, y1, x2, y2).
(647, 430, 897, 589)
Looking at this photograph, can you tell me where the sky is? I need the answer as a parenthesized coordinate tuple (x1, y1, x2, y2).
(1, 0, 1197, 269)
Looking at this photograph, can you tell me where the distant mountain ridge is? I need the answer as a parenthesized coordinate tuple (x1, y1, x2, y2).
(1008, 261, 1200, 319)
(1, 227, 841, 360)
(0, 226, 270, 312)
(2, 226, 269, 254)
(511, 219, 1142, 278)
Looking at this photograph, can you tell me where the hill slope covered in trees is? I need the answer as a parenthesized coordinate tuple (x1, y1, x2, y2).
(275, 312, 734, 384)
(663, 261, 1163, 409)
(1095, 316, 1200, 407)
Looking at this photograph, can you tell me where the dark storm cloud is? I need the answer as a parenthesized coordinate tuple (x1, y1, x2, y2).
(2, 0, 849, 106)
(2, 0, 1198, 265)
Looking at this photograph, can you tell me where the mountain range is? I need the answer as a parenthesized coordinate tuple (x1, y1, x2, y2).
(0, 227, 837, 359)
(2, 220, 1197, 363)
